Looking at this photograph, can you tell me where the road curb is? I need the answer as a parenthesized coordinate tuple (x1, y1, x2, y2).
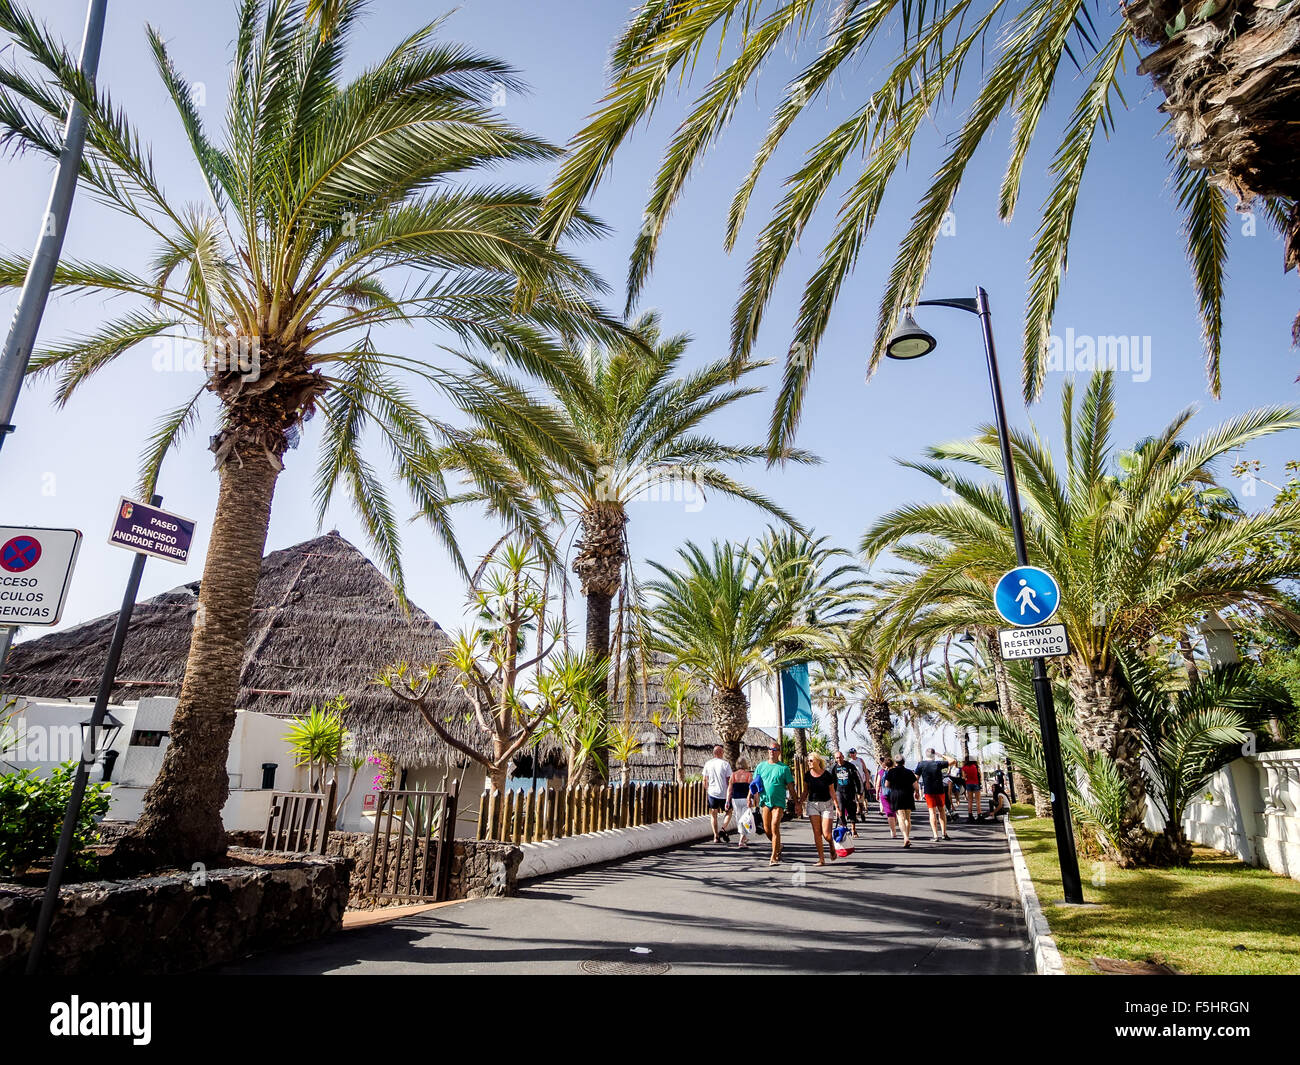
(517, 816, 714, 880)
(1004, 817, 1067, 975)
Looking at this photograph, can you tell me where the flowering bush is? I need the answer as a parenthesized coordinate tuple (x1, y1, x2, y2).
(368, 752, 395, 792)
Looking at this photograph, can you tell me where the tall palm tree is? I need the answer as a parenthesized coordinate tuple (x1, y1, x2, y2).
(0, 1, 616, 865)
(642, 541, 804, 760)
(449, 311, 814, 779)
(863, 371, 1300, 862)
(752, 528, 862, 765)
(538, 0, 1299, 450)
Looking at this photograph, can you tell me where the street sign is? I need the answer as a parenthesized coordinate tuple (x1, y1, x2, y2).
(994, 565, 1060, 627)
(107, 497, 195, 565)
(998, 623, 1069, 661)
(0, 525, 82, 626)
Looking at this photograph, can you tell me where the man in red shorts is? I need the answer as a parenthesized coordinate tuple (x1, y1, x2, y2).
(914, 748, 953, 841)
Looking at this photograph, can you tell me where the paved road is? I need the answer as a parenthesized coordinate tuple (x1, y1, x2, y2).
(221, 813, 1031, 975)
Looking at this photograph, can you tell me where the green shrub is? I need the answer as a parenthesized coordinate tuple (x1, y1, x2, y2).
(0, 763, 111, 879)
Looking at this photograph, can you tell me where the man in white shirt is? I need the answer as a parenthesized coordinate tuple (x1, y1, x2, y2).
(702, 745, 733, 843)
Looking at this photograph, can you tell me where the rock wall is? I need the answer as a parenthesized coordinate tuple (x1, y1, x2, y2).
(0, 849, 351, 976)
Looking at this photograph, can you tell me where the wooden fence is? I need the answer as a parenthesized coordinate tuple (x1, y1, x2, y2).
(476, 780, 707, 843)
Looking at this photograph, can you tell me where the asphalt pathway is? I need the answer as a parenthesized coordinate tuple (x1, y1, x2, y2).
(220, 810, 1032, 975)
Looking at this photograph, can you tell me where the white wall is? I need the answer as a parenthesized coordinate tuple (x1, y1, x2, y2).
(3, 695, 312, 832)
(1182, 750, 1300, 881)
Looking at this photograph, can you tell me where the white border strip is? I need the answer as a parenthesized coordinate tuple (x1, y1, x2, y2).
(517, 816, 713, 880)
(1005, 817, 1067, 975)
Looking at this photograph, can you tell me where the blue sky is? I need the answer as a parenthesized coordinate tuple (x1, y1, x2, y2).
(2, 1, 1297, 750)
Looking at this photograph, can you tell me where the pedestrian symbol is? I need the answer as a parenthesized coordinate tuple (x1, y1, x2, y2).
(994, 566, 1060, 627)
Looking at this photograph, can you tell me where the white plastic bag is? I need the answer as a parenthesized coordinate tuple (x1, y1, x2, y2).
(739, 806, 756, 836)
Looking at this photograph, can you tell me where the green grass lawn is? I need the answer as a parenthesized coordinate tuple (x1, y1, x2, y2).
(1008, 804, 1300, 975)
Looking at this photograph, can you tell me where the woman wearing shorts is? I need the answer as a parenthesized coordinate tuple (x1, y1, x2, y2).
(730, 758, 754, 848)
(804, 753, 841, 864)
(877, 758, 899, 838)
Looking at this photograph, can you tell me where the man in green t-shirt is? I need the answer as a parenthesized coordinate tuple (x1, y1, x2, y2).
(753, 744, 796, 864)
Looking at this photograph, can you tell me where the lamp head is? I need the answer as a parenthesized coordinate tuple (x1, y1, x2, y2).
(884, 311, 937, 360)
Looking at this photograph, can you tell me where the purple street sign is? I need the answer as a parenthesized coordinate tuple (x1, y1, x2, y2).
(108, 497, 196, 565)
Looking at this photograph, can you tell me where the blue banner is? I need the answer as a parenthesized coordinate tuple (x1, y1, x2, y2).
(780, 662, 814, 728)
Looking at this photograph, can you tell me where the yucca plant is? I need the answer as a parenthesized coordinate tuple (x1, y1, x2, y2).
(538, 0, 1299, 452)
(282, 696, 363, 821)
(864, 371, 1300, 862)
(0, 1, 619, 866)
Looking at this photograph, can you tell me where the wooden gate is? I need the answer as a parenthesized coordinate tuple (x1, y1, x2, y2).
(262, 789, 331, 854)
(362, 782, 459, 902)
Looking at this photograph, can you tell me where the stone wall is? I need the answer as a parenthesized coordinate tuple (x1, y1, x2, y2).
(0, 849, 351, 976)
(98, 825, 520, 907)
(325, 832, 520, 908)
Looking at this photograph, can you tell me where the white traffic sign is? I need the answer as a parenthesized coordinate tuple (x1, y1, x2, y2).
(0, 525, 82, 626)
(998, 623, 1069, 661)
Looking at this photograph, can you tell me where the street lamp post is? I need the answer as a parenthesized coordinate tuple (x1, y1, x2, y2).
(885, 286, 1085, 904)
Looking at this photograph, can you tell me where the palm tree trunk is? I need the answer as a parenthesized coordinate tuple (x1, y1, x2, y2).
(576, 586, 612, 785)
(115, 446, 282, 868)
(828, 706, 840, 750)
(862, 699, 893, 766)
(1069, 658, 1150, 866)
(1130, 0, 1300, 316)
(573, 505, 627, 785)
(711, 686, 749, 763)
(1179, 633, 1200, 691)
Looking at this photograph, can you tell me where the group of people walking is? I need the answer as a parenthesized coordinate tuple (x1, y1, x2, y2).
(876, 748, 1012, 846)
(701, 743, 1012, 864)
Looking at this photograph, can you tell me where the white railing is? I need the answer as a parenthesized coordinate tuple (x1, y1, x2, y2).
(1183, 750, 1300, 880)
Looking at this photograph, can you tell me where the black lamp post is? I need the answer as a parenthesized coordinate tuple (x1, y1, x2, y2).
(79, 709, 124, 770)
(884, 286, 1084, 904)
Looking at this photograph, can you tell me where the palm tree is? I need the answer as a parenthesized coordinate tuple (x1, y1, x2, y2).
(538, 0, 1299, 449)
(863, 371, 1300, 862)
(642, 541, 804, 761)
(752, 528, 862, 766)
(0, 1, 616, 866)
(449, 311, 814, 779)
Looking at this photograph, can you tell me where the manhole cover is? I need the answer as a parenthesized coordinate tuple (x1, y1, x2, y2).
(580, 955, 672, 975)
(1090, 956, 1178, 975)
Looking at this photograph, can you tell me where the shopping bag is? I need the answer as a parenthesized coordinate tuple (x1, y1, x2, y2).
(739, 806, 756, 836)
(832, 819, 854, 857)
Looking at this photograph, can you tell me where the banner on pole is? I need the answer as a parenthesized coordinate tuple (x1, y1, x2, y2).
(781, 662, 814, 728)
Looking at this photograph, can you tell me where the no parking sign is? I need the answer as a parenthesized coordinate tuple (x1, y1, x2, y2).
(0, 525, 82, 626)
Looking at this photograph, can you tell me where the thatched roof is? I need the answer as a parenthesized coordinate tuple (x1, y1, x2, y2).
(1, 531, 479, 767)
(605, 656, 774, 782)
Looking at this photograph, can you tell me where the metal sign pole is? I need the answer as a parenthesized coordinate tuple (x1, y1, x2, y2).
(25, 493, 161, 974)
(0, 0, 108, 459)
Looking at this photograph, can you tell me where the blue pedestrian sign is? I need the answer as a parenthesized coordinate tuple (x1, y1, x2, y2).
(994, 566, 1060, 627)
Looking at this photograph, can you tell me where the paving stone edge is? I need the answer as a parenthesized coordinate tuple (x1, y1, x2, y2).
(1005, 817, 1067, 975)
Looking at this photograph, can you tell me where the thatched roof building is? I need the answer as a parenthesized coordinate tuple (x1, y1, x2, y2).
(1, 531, 478, 767)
